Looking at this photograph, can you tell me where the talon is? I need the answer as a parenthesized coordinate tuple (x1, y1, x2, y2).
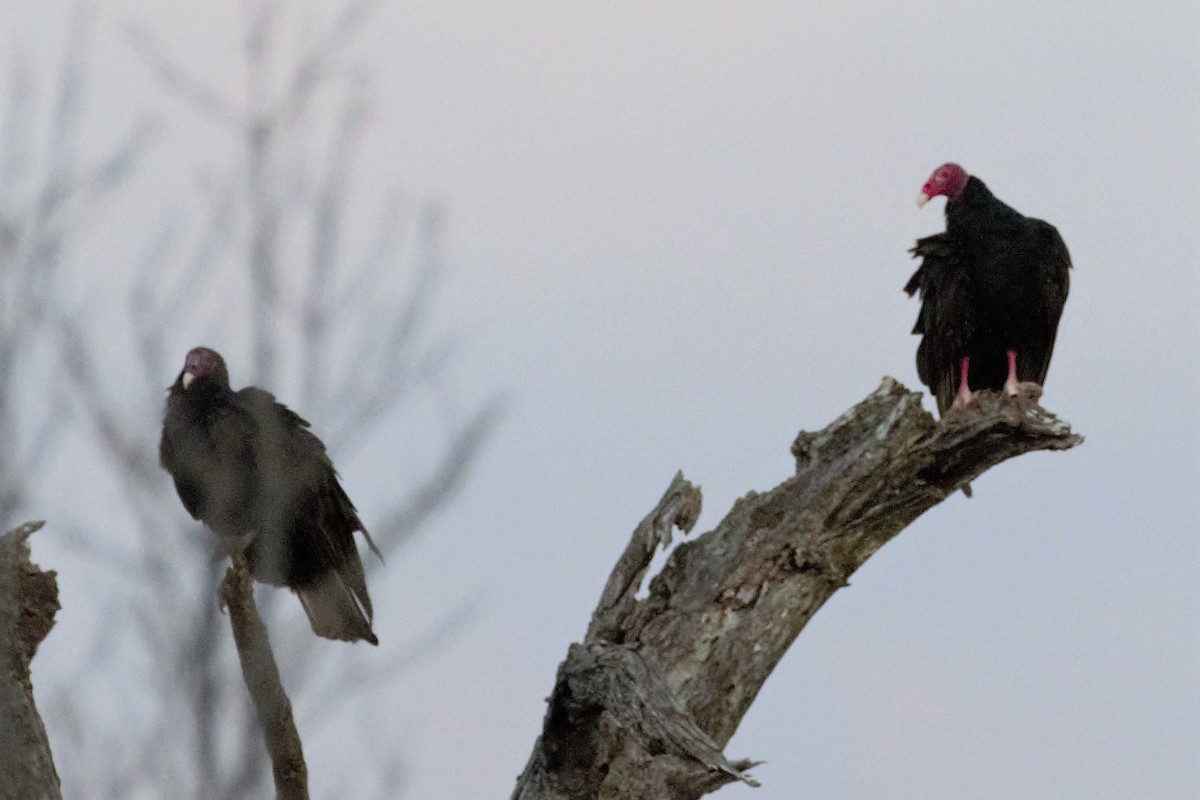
(1017, 381, 1043, 400)
(1004, 375, 1043, 402)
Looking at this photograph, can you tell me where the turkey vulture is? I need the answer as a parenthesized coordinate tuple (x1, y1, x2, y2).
(904, 163, 1071, 415)
(160, 347, 380, 645)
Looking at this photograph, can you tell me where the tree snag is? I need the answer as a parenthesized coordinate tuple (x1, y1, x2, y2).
(0, 520, 61, 800)
(221, 554, 309, 800)
(513, 378, 1083, 800)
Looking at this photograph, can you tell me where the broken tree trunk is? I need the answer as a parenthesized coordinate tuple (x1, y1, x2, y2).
(0, 520, 62, 800)
(512, 378, 1083, 800)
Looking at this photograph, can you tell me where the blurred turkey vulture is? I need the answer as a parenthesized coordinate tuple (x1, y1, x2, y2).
(905, 163, 1071, 415)
(160, 347, 380, 645)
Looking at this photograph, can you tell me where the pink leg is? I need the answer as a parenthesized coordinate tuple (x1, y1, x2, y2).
(1003, 349, 1020, 396)
(1004, 349, 1044, 400)
(951, 356, 973, 409)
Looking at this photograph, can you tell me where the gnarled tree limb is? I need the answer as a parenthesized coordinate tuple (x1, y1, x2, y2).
(0, 520, 61, 800)
(221, 555, 308, 800)
(513, 378, 1083, 800)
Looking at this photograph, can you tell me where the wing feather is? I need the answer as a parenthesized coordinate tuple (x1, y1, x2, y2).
(907, 233, 971, 414)
(1019, 221, 1072, 385)
(236, 387, 377, 641)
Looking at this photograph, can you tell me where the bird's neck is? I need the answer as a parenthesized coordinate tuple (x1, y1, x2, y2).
(171, 381, 233, 425)
(945, 176, 1024, 235)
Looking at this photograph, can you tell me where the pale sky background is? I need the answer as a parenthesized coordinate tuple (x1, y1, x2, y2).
(4, 1, 1199, 798)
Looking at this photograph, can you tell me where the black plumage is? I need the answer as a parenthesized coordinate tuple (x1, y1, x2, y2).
(160, 347, 379, 645)
(905, 163, 1071, 415)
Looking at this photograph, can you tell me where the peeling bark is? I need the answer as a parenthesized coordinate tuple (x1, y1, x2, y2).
(0, 520, 61, 800)
(513, 379, 1082, 799)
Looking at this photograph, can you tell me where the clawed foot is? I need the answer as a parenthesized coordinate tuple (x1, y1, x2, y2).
(1003, 380, 1043, 402)
(950, 388, 975, 411)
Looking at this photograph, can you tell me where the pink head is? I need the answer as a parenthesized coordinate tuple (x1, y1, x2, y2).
(917, 163, 969, 207)
(178, 346, 229, 389)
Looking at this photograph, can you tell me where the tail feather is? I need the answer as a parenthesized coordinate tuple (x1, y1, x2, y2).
(296, 569, 378, 645)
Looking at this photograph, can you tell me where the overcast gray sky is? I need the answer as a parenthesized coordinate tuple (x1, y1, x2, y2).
(7, 1, 1199, 798)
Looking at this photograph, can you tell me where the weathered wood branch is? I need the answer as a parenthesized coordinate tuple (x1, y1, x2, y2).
(0, 520, 61, 800)
(221, 555, 309, 800)
(513, 378, 1082, 800)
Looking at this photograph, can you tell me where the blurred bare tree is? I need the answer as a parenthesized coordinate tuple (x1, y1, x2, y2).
(25, 2, 497, 798)
(0, 9, 145, 533)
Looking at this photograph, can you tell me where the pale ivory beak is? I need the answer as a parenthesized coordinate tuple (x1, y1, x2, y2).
(181, 372, 195, 388)
(916, 191, 931, 208)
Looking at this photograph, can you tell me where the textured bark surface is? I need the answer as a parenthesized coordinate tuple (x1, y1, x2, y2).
(513, 379, 1083, 800)
(0, 521, 62, 800)
(221, 555, 309, 800)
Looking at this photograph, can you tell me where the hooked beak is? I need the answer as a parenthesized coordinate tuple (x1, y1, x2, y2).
(916, 191, 931, 208)
(181, 371, 195, 388)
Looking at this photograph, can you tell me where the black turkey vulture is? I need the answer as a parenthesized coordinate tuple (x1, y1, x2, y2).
(160, 347, 380, 645)
(905, 163, 1071, 415)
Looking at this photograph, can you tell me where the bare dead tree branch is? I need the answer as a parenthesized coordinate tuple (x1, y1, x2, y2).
(514, 379, 1083, 800)
(221, 554, 309, 800)
(122, 24, 240, 127)
(374, 399, 505, 552)
(0, 520, 61, 800)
